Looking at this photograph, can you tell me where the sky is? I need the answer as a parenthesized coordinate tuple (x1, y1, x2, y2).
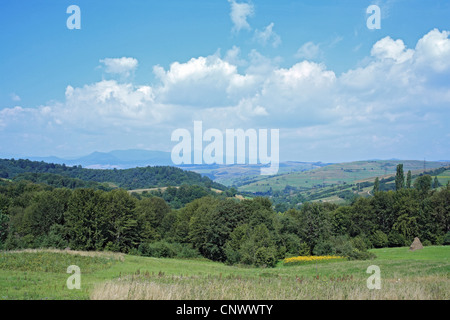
(0, 0, 449, 163)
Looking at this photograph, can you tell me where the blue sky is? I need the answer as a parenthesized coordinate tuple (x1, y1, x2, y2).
(1, 0, 449, 163)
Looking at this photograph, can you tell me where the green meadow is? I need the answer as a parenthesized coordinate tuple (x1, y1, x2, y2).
(0, 246, 448, 300)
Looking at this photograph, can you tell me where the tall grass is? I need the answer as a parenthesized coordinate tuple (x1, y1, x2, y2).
(1, 246, 449, 300)
(90, 272, 449, 300)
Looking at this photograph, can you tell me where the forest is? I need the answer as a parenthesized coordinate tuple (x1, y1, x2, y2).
(0, 158, 225, 190)
(0, 161, 448, 268)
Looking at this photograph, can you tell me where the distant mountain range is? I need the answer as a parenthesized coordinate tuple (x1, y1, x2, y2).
(24, 149, 174, 169)
(3, 149, 449, 189)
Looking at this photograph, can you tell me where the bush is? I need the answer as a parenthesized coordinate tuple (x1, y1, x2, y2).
(104, 241, 121, 253)
(388, 231, 407, 247)
(312, 241, 334, 255)
(352, 235, 369, 251)
(138, 241, 200, 259)
(371, 230, 388, 248)
(281, 233, 302, 255)
(224, 243, 241, 265)
(313, 236, 376, 260)
(138, 241, 176, 258)
(443, 232, 450, 246)
(39, 224, 69, 249)
(254, 246, 278, 268)
(174, 243, 201, 259)
(346, 248, 376, 260)
(298, 242, 311, 256)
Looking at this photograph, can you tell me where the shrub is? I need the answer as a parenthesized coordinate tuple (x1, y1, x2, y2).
(346, 248, 376, 260)
(138, 241, 176, 258)
(254, 246, 278, 268)
(388, 231, 407, 247)
(298, 242, 311, 256)
(313, 241, 334, 255)
(39, 224, 69, 249)
(312, 236, 376, 260)
(138, 241, 200, 259)
(443, 232, 450, 246)
(352, 235, 369, 251)
(371, 230, 388, 248)
(174, 243, 201, 259)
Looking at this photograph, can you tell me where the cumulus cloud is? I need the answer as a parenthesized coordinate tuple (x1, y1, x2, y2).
(254, 23, 281, 48)
(10, 93, 21, 102)
(228, 0, 254, 32)
(371, 37, 414, 63)
(414, 28, 450, 72)
(1, 29, 449, 161)
(99, 57, 139, 77)
(295, 42, 323, 60)
(224, 46, 247, 67)
(153, 54, 255, 107)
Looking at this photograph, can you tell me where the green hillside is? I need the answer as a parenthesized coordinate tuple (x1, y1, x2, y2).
(238, 160, 448, 194)
(0, 158, 226, 191)
(1, 246, 448, 300)
(179, 161, 329, 187)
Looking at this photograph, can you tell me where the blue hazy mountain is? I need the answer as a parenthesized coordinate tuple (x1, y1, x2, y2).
(26, 149, 174, 168)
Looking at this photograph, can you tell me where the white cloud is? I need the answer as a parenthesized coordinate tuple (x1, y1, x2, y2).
(224, 46, 247, 67)
(295, 42, 323, 60)
(1, 29, 449, 161)
(99, 57, 139, 77)
(153, 54, 255, 107)
(371, 37, 414, 63)
(229, 0, 254, 32)
(254, 22, 281, 48)
(414, 28, 450, 72)
(10, 93, 21, 102)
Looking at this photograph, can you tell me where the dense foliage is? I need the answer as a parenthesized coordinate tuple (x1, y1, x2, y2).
(133, 185, 237, 209)
(1, 170, 448, 267)
(0, 158, 225, 190)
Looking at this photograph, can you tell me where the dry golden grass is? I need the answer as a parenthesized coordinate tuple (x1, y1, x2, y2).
(4, 248, 125, 261)
(90, 273, 450, 300)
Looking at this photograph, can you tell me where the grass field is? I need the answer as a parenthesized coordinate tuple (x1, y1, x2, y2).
(238, 160, 448, 194)
(0, 246, 448, 300)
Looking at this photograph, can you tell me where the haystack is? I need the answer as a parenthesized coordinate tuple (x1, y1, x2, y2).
(409, 237, 423, 251)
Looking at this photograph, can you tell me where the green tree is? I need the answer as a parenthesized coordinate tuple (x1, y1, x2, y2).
(371, 230, 388, 248)
(0, 210, 9, 244)
(406, 170, 412, 189)
(224, 223, 251, 264)
(373, 177, 380, 193)
(135, 197, 171, 242)
(292, 202, 334, 250)
(64, 189, 109, 251)
(103, 189, 138, 252)
(26, 189, 70, 237)
(371, 191, 396, 234)
(414, 175, 432, 196)
(239, 224, 277, 267)
(395, 164, 405, 191)
(433, 176, 440, 189)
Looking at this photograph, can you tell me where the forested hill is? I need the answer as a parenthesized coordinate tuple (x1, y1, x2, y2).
(0, 158, 226, 191)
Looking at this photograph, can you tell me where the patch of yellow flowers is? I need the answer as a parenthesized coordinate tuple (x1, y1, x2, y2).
(283, 255, 344, 265)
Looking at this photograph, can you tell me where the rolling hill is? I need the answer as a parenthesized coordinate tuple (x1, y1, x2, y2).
(237, 160, 449, 194)
(0, 158, 226, 191)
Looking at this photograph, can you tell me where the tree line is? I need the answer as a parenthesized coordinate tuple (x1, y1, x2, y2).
(0, 168, 448, 267)
(0, 158, 225, 190)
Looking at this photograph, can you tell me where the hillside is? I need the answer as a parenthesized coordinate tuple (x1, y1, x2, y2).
(1, 247, 448, 300)
(0, 158, 226, 191)
(238, 160, 449, 194)
(179, 161, 330, 186)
